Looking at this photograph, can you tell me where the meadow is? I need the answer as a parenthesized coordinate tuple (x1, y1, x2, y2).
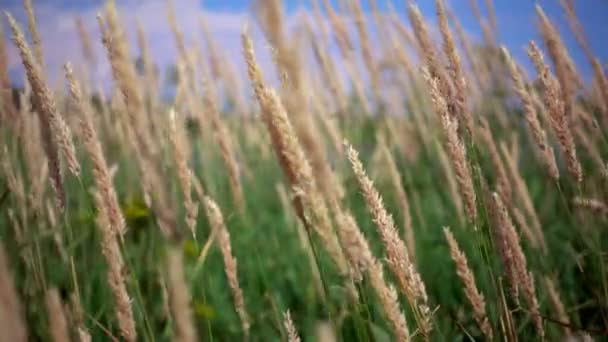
(0, 0, 607, 341)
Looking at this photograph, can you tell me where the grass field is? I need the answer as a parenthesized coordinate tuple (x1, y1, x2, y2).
(1, 0, 607, 341)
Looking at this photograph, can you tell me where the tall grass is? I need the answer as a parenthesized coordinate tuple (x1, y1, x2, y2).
(0, 0, 607, 340)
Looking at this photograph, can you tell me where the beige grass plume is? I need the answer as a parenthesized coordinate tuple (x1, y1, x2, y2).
(443, 227, 493, 339)
(502, 46, 559, 180)
(0, 23, 15, 119)
(166, 247, 197, 342)
(436, 0, 472, 134)
(242, 30, 349, 277)
(45, 288, 70, 342)
(543, 276, 571, 336)
(204, 197, 250, 337)
(7, 12, 74, 210)
(422, 68, 477, 221)
(93, 191, 137, 341)
(168, 109, 198, 239)
(408, 4, 454, 113)
(345, 142, 430, 337)
(23, 0, 44, 66)
(379, 139, 416, 262)
(201, 70, 245, 214)
(536, 5, 581, 103)
(283, 311, 301, 342)
(0, 243, 28, 342)
(74, 16, 96, 66)
(491, 193, 544, 337)
(333, 208, 411, 341)
(528, 41, 582, 182)
(65, 63, 126, 238)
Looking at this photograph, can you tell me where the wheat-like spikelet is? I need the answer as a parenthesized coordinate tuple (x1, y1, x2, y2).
(0, 243, 27, 342)
(166, 247, 197, 342)
(45, 288, 70, 342)
(436, 0, 472, 134)
(69, 292, 91, 342)
(528, 41, 582, 183)
(135, 20, 159, 101)
(0, 23, 14, 119)
(283, 311, 301, 342)
(345, 142, 430, 337)
(351, 0, 378, 94)
(543, 276, 571, 336)
(435, 141, 465, 222)
(168, 109, 198, 238)
(573, 197, 608, 217)
(98, 4, 155, 159)
(499, 142, 547, 252)
(7, 13, 72, 210)
(242, 31, 349, 276)
(443, 227, 493, 339)
(23, 0, 44, 66)
(408, 4, 453, 111)
(321, 0, 353, 56)
(478, 118, 512, 206)
(536, 5, 581, 103)
(333, 207, 411, 340)
(491, 193, 544, 337)
(204, 197, 250, 337)
(93, 191, 136, 342)
(65, 63, 126, 238)
(201, 73, 245, 213)
(502, 47, 559, 180)
(74, 16, 96, 66)
(423, 68, 477, 221)
(380, 140, 415, 262)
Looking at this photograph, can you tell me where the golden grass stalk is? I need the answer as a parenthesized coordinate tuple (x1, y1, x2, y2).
(345, 142, 430, 337)
(0, 243, 28, 342)
(7, 13, 70, 210)
(408, 4, 453, 110)
(242, 31, 349, 276)
(168, 109, 198, 238)
(65, 63, 126, 238)
(333, 208, 411, 340)
(499, 142, 547, 252)
(0, 23, 14, 119)
(23, 0, 44, 66)
(283, 311, 301, 342)
(536, 6, 581, 102)
(380, 140, 415, 262)
(167, 247, 197, 342)
(351, 0, 378, 93)
(528, 41, 582, 183)
(45, 288, 70, 342)
(422, 68, 477, 221)
(201, 72, 245, 213)
(502, 47, 559, 180)
(443, 227, 493, 339)
(543, 276, 571, 336)
(436, 0, 472, 133)
(573, 197, 608, 217)
(93, 191, 136, 342)
(436, 141, 464, 222)
(98, 3, 154, 159)
(478, 118, 512, 206)
(74, 16, 96, 66)
(69, 292, 91, 342)
(204, 197, 250, 337)
(135, 20, 159, 100)
(491, 193, 544, 337)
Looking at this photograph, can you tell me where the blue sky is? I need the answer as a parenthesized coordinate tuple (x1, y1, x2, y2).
(1, 0, 607, 88)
